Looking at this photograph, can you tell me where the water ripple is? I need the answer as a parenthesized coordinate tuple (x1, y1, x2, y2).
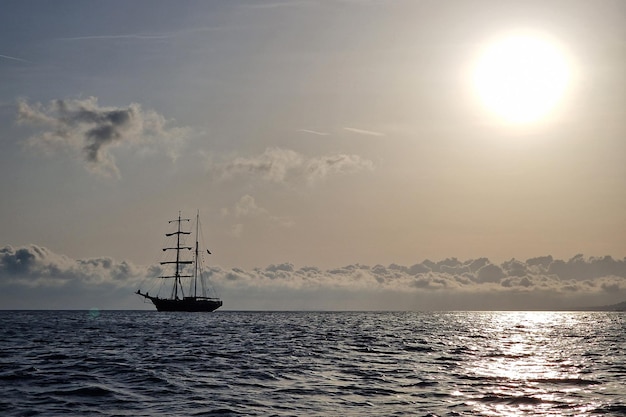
(0, 311, 624, 416)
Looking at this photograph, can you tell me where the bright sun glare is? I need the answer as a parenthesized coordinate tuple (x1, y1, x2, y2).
(472, 31, 572, 124)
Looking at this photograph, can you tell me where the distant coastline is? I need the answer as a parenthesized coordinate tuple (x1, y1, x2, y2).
(577, 300, 626, 311)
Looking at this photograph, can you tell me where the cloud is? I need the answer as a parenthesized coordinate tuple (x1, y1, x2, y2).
(17, 97, 188, 178)
(233, 195, 268, 218)
(241, 1, 313, 9)
(205, 255, 626, 310)
(0, 53, 29, 63)
(212, 147, 374, 184)
(297, 129, 329, 136)
(193, 255, 602, 296)
(55, 25, 224, 43)
(218, 148, 303, 183)
(343, 127, 386, 137)
(2, 245, 625, 310)
(0, 244, 148, 288)
(305, 154, 374, 183)
(475, 263, 505, 283)
(57, 34, 173, 41)
(230, 223, 244, 238)
(0, 244, 164, 309)
(221, 195, 295, 236)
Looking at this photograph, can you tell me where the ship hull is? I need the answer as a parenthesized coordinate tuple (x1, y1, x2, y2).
(151, 298, 222, 312)
(138, 291, 222, 312)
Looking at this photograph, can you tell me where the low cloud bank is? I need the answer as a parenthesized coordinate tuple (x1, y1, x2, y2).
(1, 245, 625, 310)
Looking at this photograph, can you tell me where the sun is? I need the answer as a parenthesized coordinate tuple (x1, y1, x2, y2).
(472, 31, 572, 124)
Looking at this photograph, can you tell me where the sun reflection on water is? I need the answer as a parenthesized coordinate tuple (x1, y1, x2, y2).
(464, 312, 595, 416)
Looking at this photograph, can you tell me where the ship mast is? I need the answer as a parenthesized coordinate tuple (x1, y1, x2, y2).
(194, 210, 199, 298)
(160, 212, 192, 299)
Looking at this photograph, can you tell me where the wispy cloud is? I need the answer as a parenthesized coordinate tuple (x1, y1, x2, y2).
(305, 154, 374, 183)
(57, 33, 173, 41)
(17, 97, 189, 178)
(56, 26, 223, 42)
(297, 129, 330, 136)
(233, 195, 269, 218)
(217, 147, 303, 183)
(221, 195, 295, 236)
(343, 127, 386, 137)
(211, 147, 374, 185)
(0, 53, 29, 63)
(240, 1, 314, 9)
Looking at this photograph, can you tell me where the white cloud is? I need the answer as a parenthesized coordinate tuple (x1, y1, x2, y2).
(219, 147, 303, 183)
(222, 195, 295, 236)
(212, 147, 374, 185)
(305, 154, 374, 184)
(343, 127, 386, 137)
(0, 244, 148, 288)
(475, 263, 505, 283)
(17, 97, 188, 178)
(202, 255, 626, 310)
(230, 223, 244, 238)
(240, 1, 313, 9)
(234, 195, 268, 218)
(2, 245, 625, 310)
(0, 53, 29, 63)
(297, 129, 329, 136)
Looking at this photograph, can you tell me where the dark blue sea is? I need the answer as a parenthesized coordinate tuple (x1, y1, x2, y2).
(1, 311, 625, 416)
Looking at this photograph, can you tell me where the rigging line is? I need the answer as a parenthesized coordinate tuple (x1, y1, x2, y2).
(136, 274, 160, 297)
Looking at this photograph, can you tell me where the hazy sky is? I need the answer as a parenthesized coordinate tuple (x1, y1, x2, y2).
(1, 0, 625, 310)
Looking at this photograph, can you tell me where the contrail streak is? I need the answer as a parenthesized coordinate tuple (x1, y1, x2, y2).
(0, 53, 29, 63)
(297, 129, 329, 136)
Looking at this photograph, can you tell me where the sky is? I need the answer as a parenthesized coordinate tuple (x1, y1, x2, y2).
(1, 0, 625, 310)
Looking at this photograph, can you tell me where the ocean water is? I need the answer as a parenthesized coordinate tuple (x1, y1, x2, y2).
(1, 311, 625, 416)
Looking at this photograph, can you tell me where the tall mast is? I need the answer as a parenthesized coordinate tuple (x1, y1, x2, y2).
(194, 210, 199, 298)
(161, 212, 191, 299)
